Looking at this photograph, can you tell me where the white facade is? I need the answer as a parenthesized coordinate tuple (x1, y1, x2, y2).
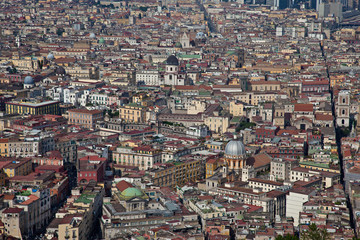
(286, 191, 312, 226)
(90, 93, 109, 106)
(164, 64, 181, 85)
(136, 70, 161, 86)
(336, 90, 350, 127)
(186, 125, 208, 138)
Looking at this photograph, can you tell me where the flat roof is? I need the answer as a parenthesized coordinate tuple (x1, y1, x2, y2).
(6, 100, 60, 107)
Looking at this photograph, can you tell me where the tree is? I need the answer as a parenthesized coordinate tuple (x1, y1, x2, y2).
(139, 6, 148, 12)
(301, 223, 330, 240)
(7, 67, 17, 74)
(56, 28, 64, 36)
(276, 234, 299, 240)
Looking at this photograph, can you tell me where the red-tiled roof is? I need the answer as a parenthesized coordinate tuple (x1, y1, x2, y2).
(294, 103, 313, 112)
(3, 207, 23, 214)
(116, 180, 133, 192)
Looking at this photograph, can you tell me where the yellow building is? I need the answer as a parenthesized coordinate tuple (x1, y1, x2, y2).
(230, 101, 245, 117)
(119, 103, 146, 123)
(0, 138, 8, 157)
(330, 75, 345, 88)
(299, 161, 340, 174)
(5, 100, 60, 115)
(204, 116, 229, 134)
(3, 159, 32, 178)
(11, 53, 43, 71)
(205, 141, 224, 152)
(150, 159, 203, 188)
(233, 92, 277, 106)
(249, 80, 281, 92)
(206, 158, 223, 178)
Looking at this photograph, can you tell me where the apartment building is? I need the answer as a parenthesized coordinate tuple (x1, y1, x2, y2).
(3, 158, 32, 177)
(113, 145, 162, 170)
(248, 178, 283, 192)
(150, 159, 204, 188)
(136, 70, 161, 86)
(68, 109, 104, 129)
(118, 103, 146, 123)
(5, 100, 60, 115)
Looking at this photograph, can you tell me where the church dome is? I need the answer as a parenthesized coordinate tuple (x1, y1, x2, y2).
(120, 187, 144, 199)
(225, 137, 245, 156)
(47, 53, 54, 60)
(89, 33, 96, 39)
(24, 76, 34, 84)
(166, 55, 179, 66)
(196, 32, 206, 39)
(99, 37, 105, 44)
(55, 67, 66, 75)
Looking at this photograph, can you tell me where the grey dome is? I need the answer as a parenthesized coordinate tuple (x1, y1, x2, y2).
(24, 76, 34, 84)
(196, 32, 205, 39)
(55, 67, 66, 75)
(47, 53, 54, 60)
(166, 55, 179, 66)
(225, 138, 245, 156)
(89, 33, 96, 39)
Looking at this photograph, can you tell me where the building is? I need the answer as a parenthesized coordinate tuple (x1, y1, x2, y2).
(255, 126, 279, 142)
(3, 158, 32, 177)
(150, 159, 204, 187)
(77, 156, 106, 184)
(248, 178, 283, 192)
(1, 207, 26, 239)
(136, 70, 161, 86)
(68, 108, 104, 129)
(223, 136, 246, 174)
(164, 55, 186, 86)
(113, 145, 162, 171)
(206, 157, 222, 178)
(6, 100, 60, 115)
(336, 90, 350, 127)
(47, 182, 105, 240)
(286, 188, 316, 226)
(204, 115, 229, 134)
(0, 139, 8, 157)
(230, 101, 245, 117)
(119, 103, 146, 123)
(270, 158, 296, 181)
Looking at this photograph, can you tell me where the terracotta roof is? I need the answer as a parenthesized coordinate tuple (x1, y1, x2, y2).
(246, 153, 272, 169)
(315, 114, 333, 121)
(3, 207, 23, 214)
(294, 103, 313, 112)
(116, 180, 133, 192)
(20, 195, 40, 205)
(3, 194, 15, 200)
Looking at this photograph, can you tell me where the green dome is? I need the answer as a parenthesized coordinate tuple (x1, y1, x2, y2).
(99, 37, 105, 44)
(175, 42, 182, 48)
(120, 187, 143, 199)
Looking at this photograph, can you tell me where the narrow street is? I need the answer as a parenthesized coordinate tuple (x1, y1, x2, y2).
(323, 41, 358, 237)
